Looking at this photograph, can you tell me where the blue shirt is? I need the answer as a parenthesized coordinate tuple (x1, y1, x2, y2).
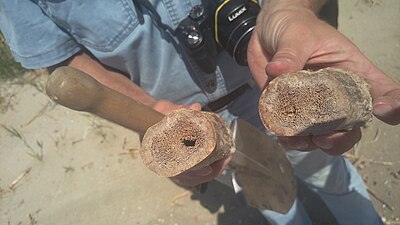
(0, 0, 253, 105)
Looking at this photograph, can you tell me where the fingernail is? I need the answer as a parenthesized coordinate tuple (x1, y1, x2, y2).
(194, 167, 212, 176)
(374, 103, 393, 116)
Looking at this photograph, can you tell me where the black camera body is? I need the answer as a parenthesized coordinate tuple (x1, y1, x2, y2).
(176, 0, 261, 73)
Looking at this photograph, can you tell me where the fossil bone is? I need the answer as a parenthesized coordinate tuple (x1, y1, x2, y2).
(141, 108, 235, 177)
(259, 68, 373, 136)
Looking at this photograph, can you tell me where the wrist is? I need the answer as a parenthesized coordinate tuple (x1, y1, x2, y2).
(262, 0, 328, 14)
(257, 0, 322, 27)
(257, 2, 319, 30)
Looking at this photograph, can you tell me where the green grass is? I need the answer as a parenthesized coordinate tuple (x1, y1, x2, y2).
(1, 125, 44, 161)
(0, 33, 27, 81)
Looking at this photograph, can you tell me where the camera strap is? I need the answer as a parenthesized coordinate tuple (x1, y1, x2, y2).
(133, 0, 176, 35)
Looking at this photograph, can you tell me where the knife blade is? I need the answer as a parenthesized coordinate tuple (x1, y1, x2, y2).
(230, 118, 296, 213)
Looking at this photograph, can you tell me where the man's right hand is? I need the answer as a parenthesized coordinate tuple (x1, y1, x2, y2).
(170, 156, 232, 187)
(152, 100, 233, 187)
(61, 51, 231, 188)
(152, 99, 201, 115)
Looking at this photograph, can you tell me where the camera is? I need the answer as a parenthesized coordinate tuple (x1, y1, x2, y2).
(176, 0, 261, 73)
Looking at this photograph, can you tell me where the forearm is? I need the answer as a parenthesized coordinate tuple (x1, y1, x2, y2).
(49, 51, 158, 108)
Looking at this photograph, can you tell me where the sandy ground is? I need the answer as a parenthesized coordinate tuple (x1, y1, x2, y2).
(1, 0, 399, 224)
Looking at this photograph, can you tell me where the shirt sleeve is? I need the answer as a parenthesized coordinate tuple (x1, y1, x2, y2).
(0, 0, 81, 69)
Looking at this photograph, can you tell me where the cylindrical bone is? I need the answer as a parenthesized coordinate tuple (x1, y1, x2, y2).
(141, 108, 235, 177)
(259, 68, 373, 136)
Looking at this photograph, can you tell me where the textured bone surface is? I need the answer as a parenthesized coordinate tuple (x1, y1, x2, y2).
(259, 68, 373, 136)
(141, 109, 235, 177)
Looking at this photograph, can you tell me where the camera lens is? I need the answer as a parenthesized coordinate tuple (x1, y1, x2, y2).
(228, 18, 256, 65)
(214, 0, 260, 66)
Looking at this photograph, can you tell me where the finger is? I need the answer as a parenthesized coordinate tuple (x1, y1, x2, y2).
(247, 31, 272, 89)
(157, 101, 201, 114)
(209, 156, 232, 176)
(171, 166, 213, 187)
(278, 136, 319, 151)
(266, 47, 309, 77)
(171, 156, 232, 187)
(188, 103, 202, 111)
(356, 65, 400, 125)
(312, 129, 362, 156)
(178, 102, 202, 111)
(152, 99, 180, 115)
(191, 166, 213, 176)
(373, 89, 400, 125)
(265, 24, 315, 77)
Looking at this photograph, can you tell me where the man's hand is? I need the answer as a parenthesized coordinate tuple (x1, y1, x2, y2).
(152, 100, 232, 187)
(171, 156, 232, 187)
(247, 3, 400, 155)
(152, 99, 201, 115)
(62, 51, 230, 187)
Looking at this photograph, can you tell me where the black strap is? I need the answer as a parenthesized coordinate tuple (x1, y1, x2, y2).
(202, 83, 250, 112)
(132, 0, 145, 24)
(133, 0, 176, 35)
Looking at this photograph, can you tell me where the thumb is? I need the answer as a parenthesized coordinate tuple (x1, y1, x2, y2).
(266, 46, 309, 78)
(188, 103, 202, 111)
(373, 89, 400, 125)
(179, 103, 202, 111)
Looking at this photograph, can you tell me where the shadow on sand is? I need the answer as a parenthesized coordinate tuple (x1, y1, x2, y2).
(188, 178, 341, 225)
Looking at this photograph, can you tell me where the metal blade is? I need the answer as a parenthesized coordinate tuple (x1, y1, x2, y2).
(229, 118, 297, 214)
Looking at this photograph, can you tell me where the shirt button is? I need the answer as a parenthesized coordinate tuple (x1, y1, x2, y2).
(206, 80, 217, 93)
(208, 80, 217, 89)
